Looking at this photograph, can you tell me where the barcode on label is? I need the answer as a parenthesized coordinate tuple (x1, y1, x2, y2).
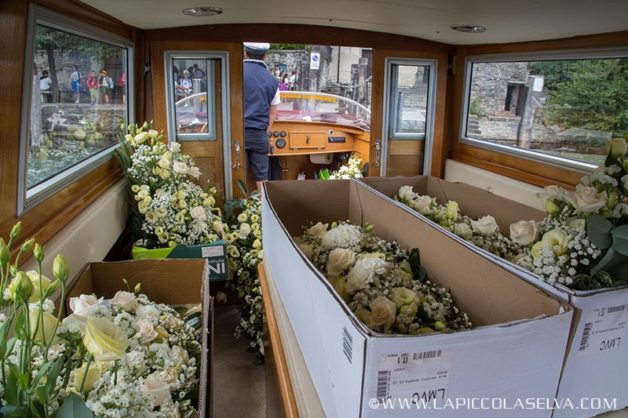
(376, 370, 391, 400)
(413, 350, 442, 360)
(579, 322, 593, 351)
(342, 327, 353, 363)
(608, 305, 627, 314)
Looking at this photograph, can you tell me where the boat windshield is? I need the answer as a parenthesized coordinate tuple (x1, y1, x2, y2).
(276, 91, 370, 131)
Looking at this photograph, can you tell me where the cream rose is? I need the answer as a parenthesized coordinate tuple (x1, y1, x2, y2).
(509, 220, 538, 246)
(566, 186, 607, 213)
(471, 215, 499, 235)
(326, 248, 356, 277)
(239, 223, 252, 239)
(189, 166, 201, 178)
(370, 296, 397, 332)
(157, 157, 170, 169)
(345, 258, 388, 294)
(398, 186, 416, 201)
(307, 222, 328, 238)
(72, 362, 100, 393)
(190, 206, 207, 220)
(412, 195, 433, 215)
(389, 287, 416, 308)
(29, 308, 58, 345)
(134, 132, 149, 144)
(111, 291, 138, 312)
(298, 243, 314, 260)
(321, 224, 362, 249)
(141, 374, 172, 408)
(137, 319, 158, 343)
(173, 161, 189, 175)
(355, 308, 373, 328)
(69, 294, 103, 317)
(453, 223, 473, 240)
(83, 317, 128, 361)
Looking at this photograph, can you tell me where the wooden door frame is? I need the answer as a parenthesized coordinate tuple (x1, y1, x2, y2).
(371, 49, 449, 177)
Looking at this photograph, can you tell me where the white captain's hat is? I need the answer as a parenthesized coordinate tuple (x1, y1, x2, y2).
(244, 42, 270, 54)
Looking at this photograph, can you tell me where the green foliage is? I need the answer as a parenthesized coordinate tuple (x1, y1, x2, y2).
(269, 43, 309, 51)
(468, 97, 482, 116)
(533, 58, 627, 134)
(55, 393, 94, 418)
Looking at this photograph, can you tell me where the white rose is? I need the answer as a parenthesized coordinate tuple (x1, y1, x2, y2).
(345, 258, 388, 295)
(173, 161, 189, 175)
(111, 291, 138, 312)
(509, 220, 538, 246)
(69, 294, 103, 317)
(298, 243, 314, 260)
(190, 206, 207, 220)
(189, 166, 201, 178)
(171, 345, 189, 365)
(326, 248, 356, 277)
(239, 223, 251, 239)
(398, 186, 416, 201)
(141, 374, 172, 408)
(369, 296, 397, 332)
(137, 319, 158, 343)
(411, 195, 433, 215)
(136, 304, 160, 319)
(471, 215, 499, 236)
(566, 186, 607, 213)
(169, 142, 181, 153)
(453, 223, 473, 240)
(321, 224, 362, 249)
(307, 222, 328, 238)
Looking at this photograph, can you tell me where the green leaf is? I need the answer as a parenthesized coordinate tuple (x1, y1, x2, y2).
(55, 393, 94, 418)
(0, 405, 29, 417)
(409, 248, 425, 282)
(237, 179, 249, 196)
(610, 225, 628, 256)
(34, 385, 49, 407)
(5, 363, 20, 404)
(586, 214, 613, 250)
(0, 318, 11, 359)
(591, 248, 627, 275)
(46, 355, 65, 394)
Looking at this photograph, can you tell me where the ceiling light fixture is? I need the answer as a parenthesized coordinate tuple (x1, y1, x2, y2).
(182, 6, 223, 17)
(450, 24, 486, 33)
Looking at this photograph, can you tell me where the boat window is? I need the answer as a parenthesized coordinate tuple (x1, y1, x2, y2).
(389, 64, 431, 139)
(165, 55, 217, 141)
(19, 6, 133, 213)
(462, 50, 627, 170)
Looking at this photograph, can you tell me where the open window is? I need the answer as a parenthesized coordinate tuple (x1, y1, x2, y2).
(18, 6, 133, 214)
(461, 49, 627, 171)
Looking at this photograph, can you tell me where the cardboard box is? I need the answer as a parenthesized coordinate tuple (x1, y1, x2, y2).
(262, 179, 574, 418)
(360, 175, 628, 417)
(67, 259, 213, 417)
(131, 241, 228, 282)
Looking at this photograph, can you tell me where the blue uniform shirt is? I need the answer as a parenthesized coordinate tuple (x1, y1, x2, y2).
(244, 60, 279, 130)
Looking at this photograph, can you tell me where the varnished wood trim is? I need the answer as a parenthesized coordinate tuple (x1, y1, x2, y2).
(146, 24, 453, 54)
(389, 140, 424, 156)
(258, 262, 299, 418)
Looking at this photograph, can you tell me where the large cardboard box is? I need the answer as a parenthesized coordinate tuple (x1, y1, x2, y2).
(263, 179, 574, 418)
(68, 259, 213, 417)
(360, 175, 628, 417)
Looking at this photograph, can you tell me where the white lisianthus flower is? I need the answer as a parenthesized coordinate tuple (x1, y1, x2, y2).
(412, 195, 433, 215)
(173, 161, 189, 175)
(326, 248, 356, 277)
(137, 200, 149, 214)
(29, 308, 58, 345)
(453, 223, 473, 240)
(169, 142, 181, 153)
(145, 211, 158, 224)
(239, 223, 252, 239)
(134, 132, 149, 144)
(124, 134, 133, 142)
(566, 185, 607, 213)
(69, 294, 103, 317)
(189, 166, 201, 178)
(398, 186, 416, 201)
(157, 157, 170, 169)
(190, 206, 207, 220)
(307, 222, 328, 238)
(471, 215, 499, 236)
(111, 291, 138, 312)
(321, 224, 362, 249)
(137, 319, 158, 343)
(131, 184, 140, 193)
(345, 257, 388, 294)
(369, 296, 397, 332)
(531, 229, 569, 260)
(72, 362, 100, 393)
(509, 220, 538, 246)
(237, 213, 248, 223)
(141, 374, 172, 408)
(390, 287, 417, 308)
(445, 201, 460, 219)
(155, 208, 168, 218)
(148, 129, 159, 139)
(606, 137, 627, 158)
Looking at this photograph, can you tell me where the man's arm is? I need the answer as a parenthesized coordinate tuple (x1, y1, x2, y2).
(269, 105, 278, 128)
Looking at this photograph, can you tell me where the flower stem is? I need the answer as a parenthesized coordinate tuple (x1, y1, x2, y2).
(79, 354, 94, 393)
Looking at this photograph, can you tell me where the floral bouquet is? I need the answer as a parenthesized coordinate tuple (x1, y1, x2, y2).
(395, 137, 628, 290)
(0, 224, 203, 417)
(224, 191, 265, 352)
(318, 154, 364, 180)
(294, 221, 471, 334)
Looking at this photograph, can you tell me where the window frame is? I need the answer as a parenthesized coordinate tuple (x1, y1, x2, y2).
(388, 63, 431, 140)
(164, 52, 219, 142)
(18, 5, 134, 215)
(460, 47, 628, 173)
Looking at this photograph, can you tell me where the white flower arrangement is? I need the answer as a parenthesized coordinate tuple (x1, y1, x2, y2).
(294, 221, 472, 335)
(319, 154, 364, 180)
(395, 138, 628, 290)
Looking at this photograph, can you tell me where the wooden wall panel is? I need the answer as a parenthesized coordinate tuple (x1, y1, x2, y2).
(0, 0, 135, 250)
(387, 141, 425, 177)
(447, 31, 628, 188)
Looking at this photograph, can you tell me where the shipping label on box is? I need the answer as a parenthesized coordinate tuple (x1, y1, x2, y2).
(167, 241, 228, 282)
